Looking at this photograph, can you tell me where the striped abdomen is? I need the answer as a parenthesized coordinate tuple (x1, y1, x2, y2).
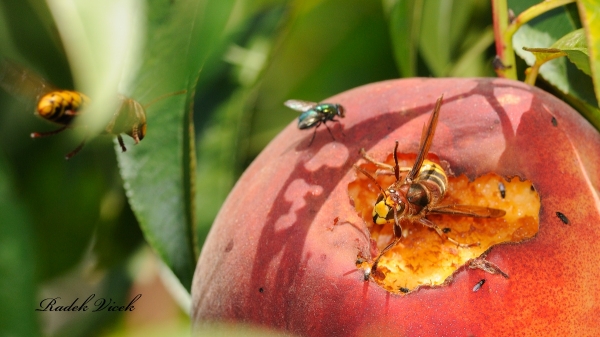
(36, 90, 89, 125)
(413, 160, 448, 206)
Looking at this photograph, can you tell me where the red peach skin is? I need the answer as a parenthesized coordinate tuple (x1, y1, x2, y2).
(192, 78, 600, 336)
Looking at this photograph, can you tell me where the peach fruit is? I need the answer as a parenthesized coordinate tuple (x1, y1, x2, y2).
(192, 78, 600, 336)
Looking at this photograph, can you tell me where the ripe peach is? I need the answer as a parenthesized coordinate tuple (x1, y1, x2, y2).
(192, 78, 600, 336)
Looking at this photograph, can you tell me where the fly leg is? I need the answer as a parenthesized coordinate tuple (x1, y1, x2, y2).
(330, 118, 345, 136)
(308, 122, 321, 146)
(323, 121, 336, 140)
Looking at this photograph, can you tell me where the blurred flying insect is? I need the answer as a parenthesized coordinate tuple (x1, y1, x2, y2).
(105, 90, 186, 155)
(284, 99, 345, 145)
(0, 59, 185, 159)
(30, 89, 91, 159)
(354, 95, 506, 279)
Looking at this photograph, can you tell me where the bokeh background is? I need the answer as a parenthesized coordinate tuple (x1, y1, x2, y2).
(0, 0, 589, 336)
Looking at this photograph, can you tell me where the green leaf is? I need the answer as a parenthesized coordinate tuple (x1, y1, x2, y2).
(577, 0, 600, 106)
(448, 25, 495, 77)
(511, 0, 599, 129)
(552, 28, 590, 75)
(524, 29, 590, 75)
(418, 0, 478, 76)
(511, 0, 578, 66)
(0, 155, 39, 337)
(116, 0, 236, 291)
(385, 0, 423, 77)
(522, 46, 566, 64)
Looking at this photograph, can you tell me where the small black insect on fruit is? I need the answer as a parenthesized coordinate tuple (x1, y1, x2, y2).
(472, 279, 486, 292)
(556, 212, 569, 225)
(498, 181, 506, 199)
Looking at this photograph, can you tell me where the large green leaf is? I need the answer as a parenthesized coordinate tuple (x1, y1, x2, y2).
(116, 0, 236, 291)
(577, 0, 600, 106)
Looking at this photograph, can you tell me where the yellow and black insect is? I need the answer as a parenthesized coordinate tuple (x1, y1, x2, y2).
(28, 89, 91, 159)
(354, 95, 506, 279)
(0, 59, 184, 159)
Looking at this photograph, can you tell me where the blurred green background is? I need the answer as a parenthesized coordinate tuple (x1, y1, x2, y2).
(0, 0, 589, 335)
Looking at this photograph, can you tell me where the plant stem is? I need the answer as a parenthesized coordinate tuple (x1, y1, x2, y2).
(492, 0, 576, 80)
(492, 0, 514, 78)
(522, 48, 566, 85)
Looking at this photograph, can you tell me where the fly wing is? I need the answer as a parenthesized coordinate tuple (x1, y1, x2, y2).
(0, 59, 55, 104)
(284, 99, 319, 112)
(298, 111, 321, 129)
(406, 95, 443, 181)
(429, 204, 506, 218)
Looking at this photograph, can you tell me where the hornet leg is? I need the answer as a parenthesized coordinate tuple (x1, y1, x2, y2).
(117, 135, 127, 152)
(31, 125, 69, 138)
(65, 137, 87, 160)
